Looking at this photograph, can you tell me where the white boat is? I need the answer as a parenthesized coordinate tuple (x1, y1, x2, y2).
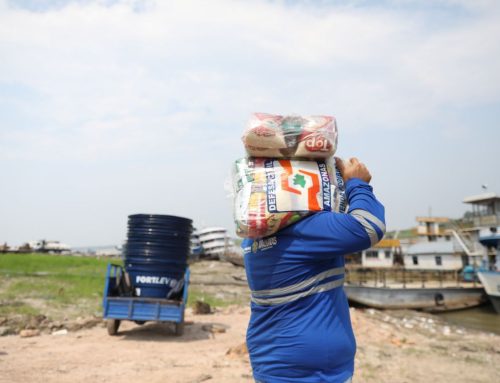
(198, 227, 232, 259)
(28, 239, 71, 253)
(476, 228, 500, 313)
(462, 192, 500, 313)
(190, 228, 203, 258)
(477, 270, 500, 313)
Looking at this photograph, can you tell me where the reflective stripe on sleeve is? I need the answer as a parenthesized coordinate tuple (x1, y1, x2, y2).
(350, 209, 386, 246)
(351, 209, 386, 233)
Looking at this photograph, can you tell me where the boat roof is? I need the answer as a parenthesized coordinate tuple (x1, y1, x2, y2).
(463, 192, 500, 205)
(374, 239, 400, 248)
(406, 241, 458, 255)
(198, 227, 227, 234)
(415, 216, 449, 223)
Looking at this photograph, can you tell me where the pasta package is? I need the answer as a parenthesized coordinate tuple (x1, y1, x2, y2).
(233, 157, 346, 238)
(242, 113, 338, 159)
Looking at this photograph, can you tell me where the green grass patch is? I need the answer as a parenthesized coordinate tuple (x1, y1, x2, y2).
(0, 253, 121, 318)
(0, 252, 120, 276)
(0, 301, 41, 316)
(0, 253, 241, 317)
(3, 275, 104, 303)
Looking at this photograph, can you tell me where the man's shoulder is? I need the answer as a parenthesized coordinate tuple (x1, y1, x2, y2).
(285, 211, 331, 230)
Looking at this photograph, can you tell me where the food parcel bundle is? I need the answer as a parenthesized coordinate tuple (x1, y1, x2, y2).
(233, 157, 346, 238)
(242, 113, 338, 159)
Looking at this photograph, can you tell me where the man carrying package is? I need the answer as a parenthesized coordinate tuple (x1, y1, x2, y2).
(242, 157, 385, 383)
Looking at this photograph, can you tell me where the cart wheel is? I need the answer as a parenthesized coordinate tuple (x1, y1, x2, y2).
(107, 319, 121, 336)
(134, 321, 146, 325)
(174, 322, 184, 336)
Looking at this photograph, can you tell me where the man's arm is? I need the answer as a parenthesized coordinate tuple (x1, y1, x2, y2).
(293, 157, 385, 255)
(338, 177, 385, 248)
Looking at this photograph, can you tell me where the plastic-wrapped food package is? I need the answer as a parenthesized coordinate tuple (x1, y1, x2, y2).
(233, 157, 346, 238)
(242, 113, 338, 159)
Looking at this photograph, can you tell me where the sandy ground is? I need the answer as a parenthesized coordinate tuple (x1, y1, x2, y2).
(0, 307, 253, 383)
(1, 305, 500, 383)
(351, 308, 500, 383)
(1, 261, 499, 382)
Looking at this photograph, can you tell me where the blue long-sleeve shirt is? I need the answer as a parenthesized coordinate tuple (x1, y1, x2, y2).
(242, 178, 385, 383)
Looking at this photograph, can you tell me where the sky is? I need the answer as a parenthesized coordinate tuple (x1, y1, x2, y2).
(0, 0, 499, 247)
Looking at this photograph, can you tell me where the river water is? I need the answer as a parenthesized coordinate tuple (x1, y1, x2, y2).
(436, 303, 500, 334)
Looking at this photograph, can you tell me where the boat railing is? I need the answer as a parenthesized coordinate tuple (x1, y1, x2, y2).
(345, 267, 477, 289)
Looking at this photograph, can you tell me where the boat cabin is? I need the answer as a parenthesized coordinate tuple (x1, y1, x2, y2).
(405, 241, 466, 270)
(463, 192, 500, 228)
(361, 239, 401, 268)
(408, 215, 483, 269)
(415, 216, 450, 241)
(463, 192, 500, 268)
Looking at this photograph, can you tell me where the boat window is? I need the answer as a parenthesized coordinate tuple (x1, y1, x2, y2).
(384, 250, 391, 259)
(435, 255, 442, 266)
(366, 250, 378, 258)
(412, 256, 418, 265)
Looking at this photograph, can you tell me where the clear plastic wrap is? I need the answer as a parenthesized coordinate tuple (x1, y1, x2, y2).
(242, 113, 338, 159)
(233, 157, 346, 238)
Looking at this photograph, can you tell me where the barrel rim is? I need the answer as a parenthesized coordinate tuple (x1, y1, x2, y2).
(128, 213, 192, 223)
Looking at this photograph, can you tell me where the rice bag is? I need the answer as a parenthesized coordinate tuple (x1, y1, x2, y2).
(242, 113, 338, 159)
(233, 157, 346, 238)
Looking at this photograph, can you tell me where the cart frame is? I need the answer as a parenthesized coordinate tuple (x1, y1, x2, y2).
(102, 263, 190, 335)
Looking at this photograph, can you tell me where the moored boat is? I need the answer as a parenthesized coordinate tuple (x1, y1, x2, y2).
(476, 226, 500, 313)
(344, 284, 486, 312)
(344, 268, 487, 312)
(462, 192, 500, 313)
(477, 270, 500, 313)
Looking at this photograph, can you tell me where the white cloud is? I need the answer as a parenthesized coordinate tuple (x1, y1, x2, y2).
(0, 0, 499, 243)
(1, 0, 499, 141)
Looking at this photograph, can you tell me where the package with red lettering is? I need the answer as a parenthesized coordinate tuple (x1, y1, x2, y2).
(233, 157, 346, 238)
(242, 113, 338, 159)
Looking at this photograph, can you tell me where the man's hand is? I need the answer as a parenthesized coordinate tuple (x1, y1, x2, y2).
(335, 157, 372, 184)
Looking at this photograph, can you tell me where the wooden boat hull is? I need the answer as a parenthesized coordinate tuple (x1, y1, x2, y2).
(344, 285, 487, 312)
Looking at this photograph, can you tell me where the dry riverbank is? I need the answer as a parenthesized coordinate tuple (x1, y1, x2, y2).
(1, 304, 499, 383)
(1, 259, 499, 382)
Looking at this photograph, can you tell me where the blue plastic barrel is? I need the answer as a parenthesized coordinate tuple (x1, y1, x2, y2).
(124, 214, 192, 299)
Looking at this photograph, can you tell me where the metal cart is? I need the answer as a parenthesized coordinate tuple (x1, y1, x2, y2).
(102, 263, 189, 336)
